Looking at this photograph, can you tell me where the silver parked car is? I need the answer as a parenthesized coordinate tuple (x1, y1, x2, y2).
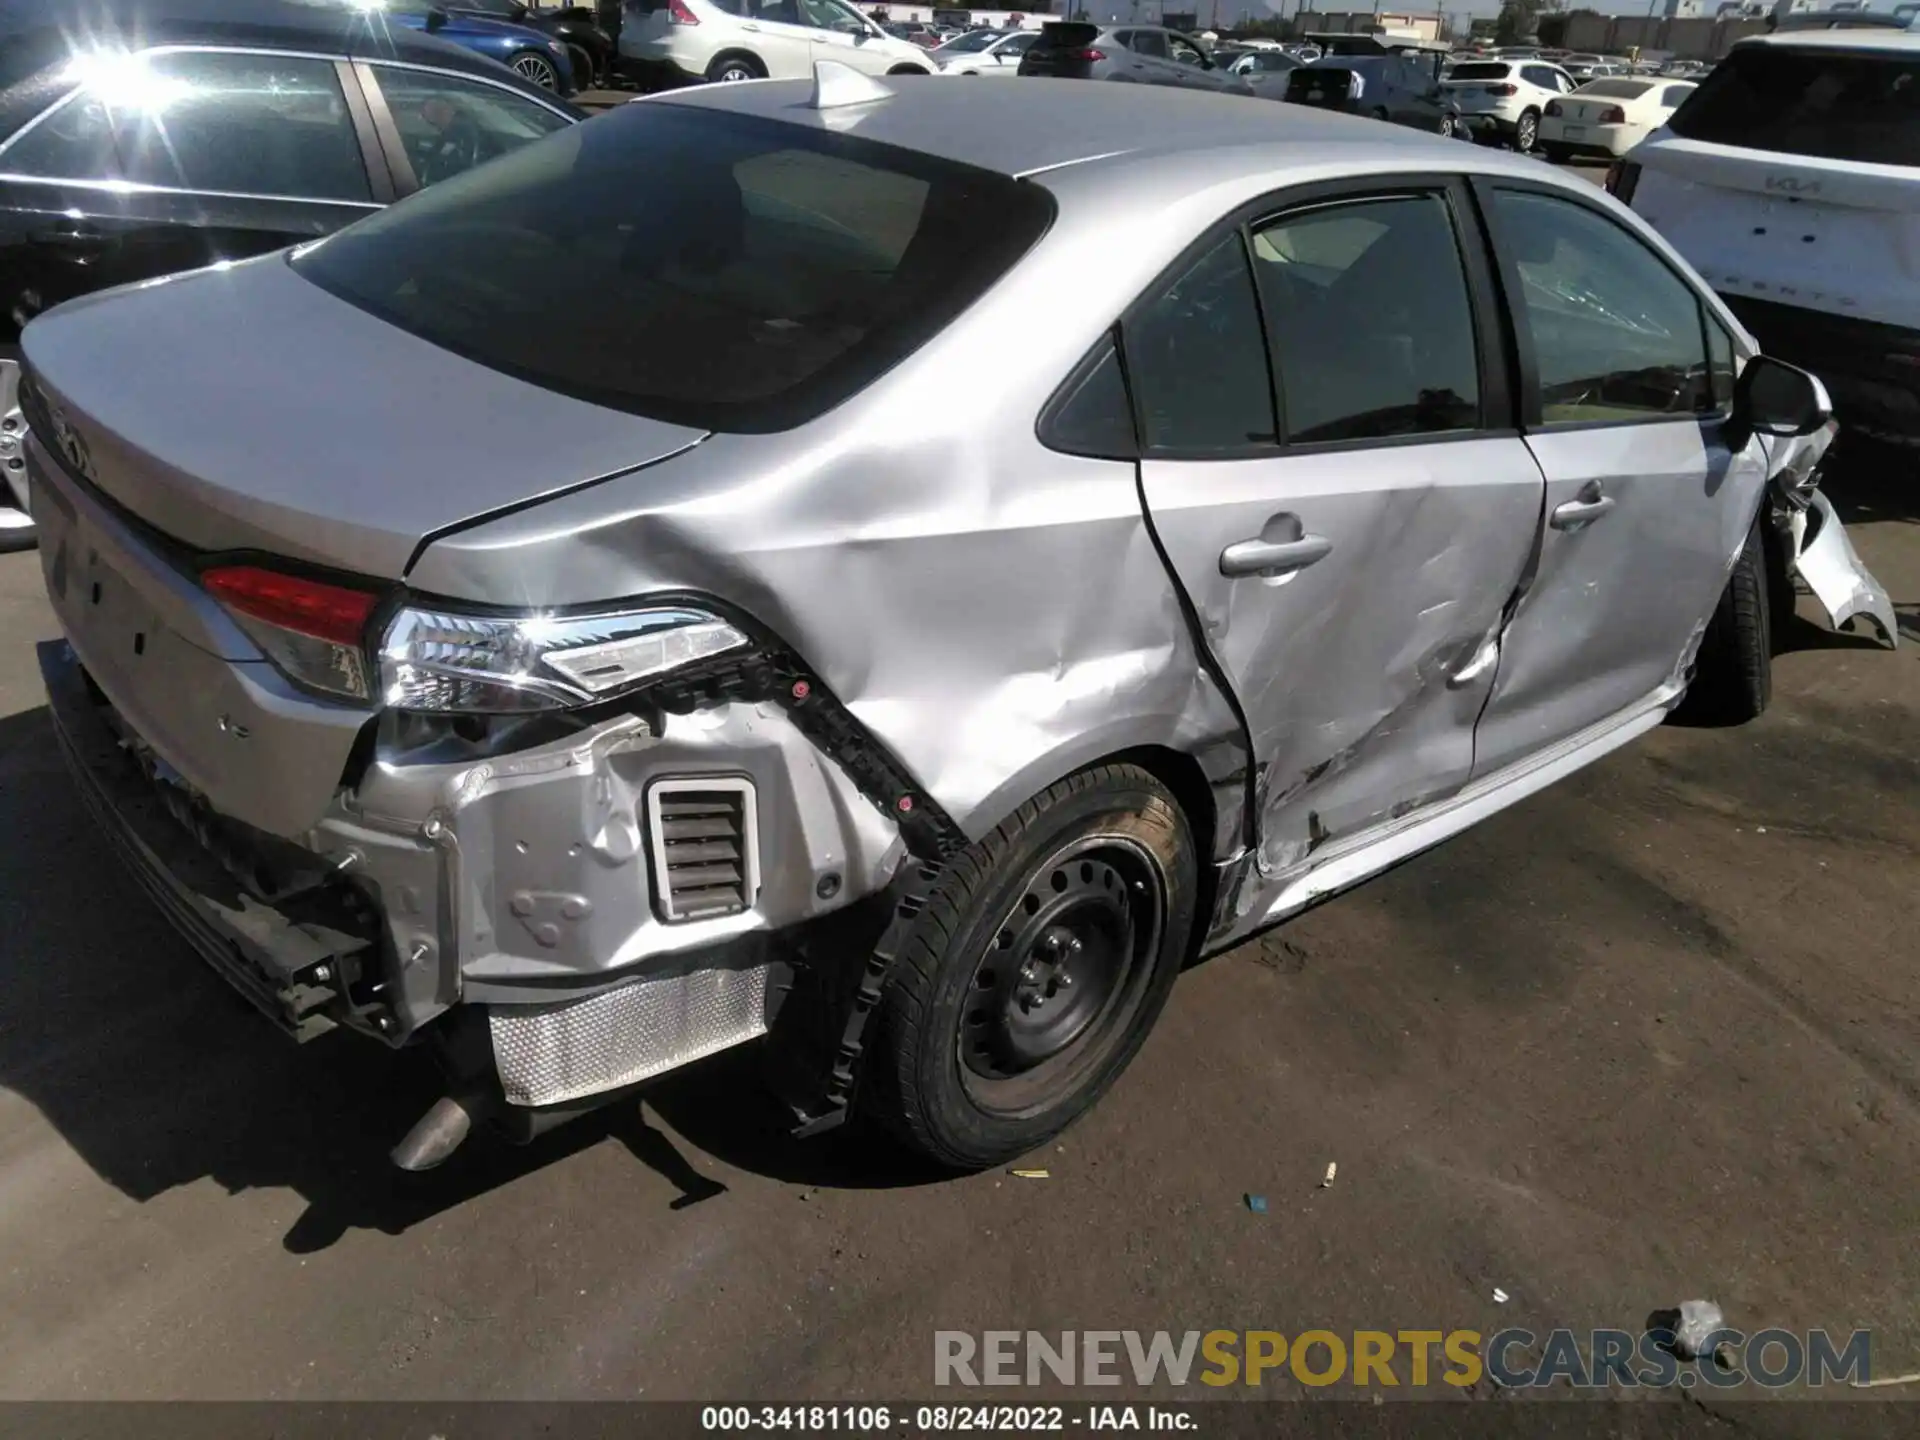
(20, 72, 1896, 1173)
(1018, 22, 1253, 94)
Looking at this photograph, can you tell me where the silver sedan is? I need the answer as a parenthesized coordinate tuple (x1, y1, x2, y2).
(18, 70, 1894, 1172)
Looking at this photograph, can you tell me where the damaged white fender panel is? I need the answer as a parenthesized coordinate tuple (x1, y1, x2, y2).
(1792, 492, 1899, 647)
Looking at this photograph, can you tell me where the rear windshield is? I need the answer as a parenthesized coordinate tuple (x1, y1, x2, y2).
(290, 103, 1054, 432)
(1038, 23, 1100, 46)
(1449, 62, 1511, 80)
(1668, 44, 1920, 166)
(1576, 79, 1653, 99)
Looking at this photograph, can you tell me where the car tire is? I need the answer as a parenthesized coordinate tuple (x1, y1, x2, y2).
(1437, 112, 1458, 138)
(510, 51, 561, 90)
(1514, 108, 1540, 152)
(1372, 106, 1390, 122)
(705, 52, 764, 83)
(1541, 141, 1572, 163)
(864, 763, 1198, 1170)
(1675, 510, 1772, 725)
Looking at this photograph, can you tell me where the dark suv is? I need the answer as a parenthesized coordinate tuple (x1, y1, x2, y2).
(1284, 35, 1464, 137)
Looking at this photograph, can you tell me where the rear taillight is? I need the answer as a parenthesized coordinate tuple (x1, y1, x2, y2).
(202, 564, 380, 702)
(1544, 100, 1562, 117)
(1605, 160, 1642, 204)
(1598, 105, 1626, 125)
(1069, 46, 1105, 62)
(1486, 82, 1517, 96)
(668, 0, 699, 23)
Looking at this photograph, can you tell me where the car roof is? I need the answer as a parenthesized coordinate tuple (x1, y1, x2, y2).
(1736, 27, 1920, 52)
(650, 75, 1547, 185)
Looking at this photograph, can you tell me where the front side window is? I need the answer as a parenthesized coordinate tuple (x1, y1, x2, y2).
(293, 104, 1053, 432)
(371, 66, 571, 189)
(1249, 194, 1481, 444)
(999, 33, 1036, 55)
(1488, 189, 1712, 425)
(1125, 234, 1275, 452)
(1668, 45, 1919, 166)
(5, 49, 369, 201)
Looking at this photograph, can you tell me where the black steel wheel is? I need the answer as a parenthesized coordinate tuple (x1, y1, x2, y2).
(864, 763, 1197, 1169)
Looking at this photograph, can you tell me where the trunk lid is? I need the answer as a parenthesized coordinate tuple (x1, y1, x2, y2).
(1020, 23, 1100, 78)
(19, 253, 707, 579)
(1631, 136, 1920, 330)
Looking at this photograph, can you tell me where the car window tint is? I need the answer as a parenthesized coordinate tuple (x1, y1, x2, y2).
(1002, 33, 1035, 53)
(1249, 194, 1480, 444)
(1042, 336, 1137, 459)
(1450, 62, 1510, 80)
(1489, 189, 1712, 425)
(1126, 233, 1275, 451)
(1660, 84, 1695, 108)
(1168, 35, 1204, 65)
(372, 66, 571, 189)
(1667, 45, 1918, 166)
(5, 50, 369, 201)
(1130, 30, 1169, 58)
(293, 104, 1054, 433)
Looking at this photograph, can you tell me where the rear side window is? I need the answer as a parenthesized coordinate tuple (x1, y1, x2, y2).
(1249, 195, 1481, 444)
(4, 50, 370, 201)
(368, 66, 571, 189)
(1659, 83, 1695, 108)
(292, 104, 1053, 432)
(1124, 234, 1275, 452)
(1129, 31, 1170, 59)
(1487, 189, 1712, 425)
(1668, 45, 1919, 166)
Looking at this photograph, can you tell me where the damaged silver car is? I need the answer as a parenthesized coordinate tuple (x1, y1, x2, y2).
(22, 71, 1897, 1172)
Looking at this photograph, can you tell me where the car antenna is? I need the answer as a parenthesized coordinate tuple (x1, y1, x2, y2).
(808, 59, 893, 109)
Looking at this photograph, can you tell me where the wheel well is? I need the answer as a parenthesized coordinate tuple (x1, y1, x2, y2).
(887, 63, 929, 75)
(708, 49, 765, 78)
(1104, 745, 1221, 962)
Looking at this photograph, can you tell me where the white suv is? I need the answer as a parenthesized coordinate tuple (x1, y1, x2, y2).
(619, 0, 935, 86)
(1617, 31, 1920, 445)
(1443, 58, 1576, 151)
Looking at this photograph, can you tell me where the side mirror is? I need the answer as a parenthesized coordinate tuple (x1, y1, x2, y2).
(425, 6, 449, 32)
(1736, 355, 1832, 438)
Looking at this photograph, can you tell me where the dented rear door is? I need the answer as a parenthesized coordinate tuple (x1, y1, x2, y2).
(1128, 183, 1542, 874)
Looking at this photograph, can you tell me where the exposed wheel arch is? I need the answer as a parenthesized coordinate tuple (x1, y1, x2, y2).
(705, 49, 766, 83)
(887, 63, 929, 75)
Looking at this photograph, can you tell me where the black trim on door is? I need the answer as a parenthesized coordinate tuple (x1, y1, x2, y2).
(1466, 173, 1737, 436)
(1114, 172, 1526, 464)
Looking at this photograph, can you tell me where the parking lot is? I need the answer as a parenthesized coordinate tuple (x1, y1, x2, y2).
(0, 421, 1913, 1406)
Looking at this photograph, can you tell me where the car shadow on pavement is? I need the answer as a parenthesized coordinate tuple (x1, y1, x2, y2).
(0, 704, 942, 1255)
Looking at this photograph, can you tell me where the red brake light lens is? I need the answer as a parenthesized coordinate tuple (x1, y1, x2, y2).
(668, 0, 699, 23)
(1598, 105, 1626, 125)
(1070, 46, 1105, 62)
(203, 566, 378, 646)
